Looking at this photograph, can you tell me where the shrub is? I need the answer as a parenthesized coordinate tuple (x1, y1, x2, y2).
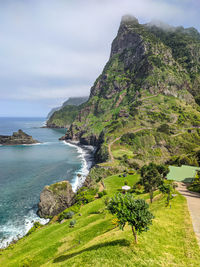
(104, 196, 110, 206)
(133, 183, 145, 194)
(98, 190, 107, 198)
(58, 204, 80, 222)
(69, 219, 76, 228)
(129, 161, 140, 170)
(62, 211, 74, 220)
(75, 187, 98, 205)
(157, 123, 170, 134)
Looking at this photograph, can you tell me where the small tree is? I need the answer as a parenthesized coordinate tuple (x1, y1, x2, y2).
(140, 163, 169, 203)
(107, 193, 154, 243)
(159, 183, 174, 206)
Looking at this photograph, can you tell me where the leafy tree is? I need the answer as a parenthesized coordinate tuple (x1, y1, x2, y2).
(140, 163, 168, 203)
(156, 164, 170, 178)
(159, 183, 176, 206)
(107, 193, 154, 243)
(157, 123, 170, 134)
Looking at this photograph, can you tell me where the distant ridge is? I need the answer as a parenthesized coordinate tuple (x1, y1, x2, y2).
(46, 97, 88, 120)
(46, 96, 88, 128)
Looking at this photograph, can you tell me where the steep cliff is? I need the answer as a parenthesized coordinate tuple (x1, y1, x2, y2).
(62, 15, 200, 165)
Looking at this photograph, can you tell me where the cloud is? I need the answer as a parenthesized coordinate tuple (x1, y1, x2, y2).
(0, 0, 199, 116)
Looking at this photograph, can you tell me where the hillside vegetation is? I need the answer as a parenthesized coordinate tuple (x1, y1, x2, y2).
(46, 97, 88, 128)
(2, 15, 200, 267)
(62, 15, 200, 166)
(0, 173, 200, 267)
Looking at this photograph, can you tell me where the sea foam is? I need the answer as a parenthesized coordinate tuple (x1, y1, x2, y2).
(0, 210, 48, 249)
(63, 141, 94, 191)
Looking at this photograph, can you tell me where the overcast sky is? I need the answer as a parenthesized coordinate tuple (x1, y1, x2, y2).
(0, 0, 199, 117)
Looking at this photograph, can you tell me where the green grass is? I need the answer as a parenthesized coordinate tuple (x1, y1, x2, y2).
(112, 148, 133, 159)
(104, 173, 139, 195)
(0, 174, 200, 266)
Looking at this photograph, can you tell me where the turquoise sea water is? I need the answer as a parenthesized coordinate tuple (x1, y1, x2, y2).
(0, 117, 91, 248)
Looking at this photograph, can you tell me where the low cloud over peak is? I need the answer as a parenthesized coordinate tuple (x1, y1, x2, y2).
(0, 0, 199, 116)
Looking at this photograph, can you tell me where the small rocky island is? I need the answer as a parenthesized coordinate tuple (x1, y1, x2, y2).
(0, 129, 39, 145)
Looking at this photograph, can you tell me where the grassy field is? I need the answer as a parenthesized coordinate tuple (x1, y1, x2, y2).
(0, 173, 200, 266)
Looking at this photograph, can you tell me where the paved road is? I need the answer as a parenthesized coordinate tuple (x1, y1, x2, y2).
(177, 182, 200, 246)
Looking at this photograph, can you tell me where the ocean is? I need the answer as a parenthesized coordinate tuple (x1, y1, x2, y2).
(0, 117, 93, 248)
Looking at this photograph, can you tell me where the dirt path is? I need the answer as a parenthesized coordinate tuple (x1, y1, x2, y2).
(108, 136, 122, 162)
(108, 127, 152, 163)
(177, 182, 200, 246)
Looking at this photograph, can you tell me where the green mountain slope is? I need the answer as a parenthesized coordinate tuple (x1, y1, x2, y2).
(1, 173, 200, 266)
(46, 97, 88, 128)
(63, 15, 200, 165)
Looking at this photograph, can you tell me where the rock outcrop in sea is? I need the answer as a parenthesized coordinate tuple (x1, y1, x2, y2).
(0, 129, 39, 145)
(37, 181, 75, 217)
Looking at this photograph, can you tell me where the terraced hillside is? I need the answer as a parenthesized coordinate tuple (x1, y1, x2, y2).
(62, 15, 200, 167)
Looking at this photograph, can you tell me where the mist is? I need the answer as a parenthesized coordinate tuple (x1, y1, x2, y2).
(0, 0, 199, 116)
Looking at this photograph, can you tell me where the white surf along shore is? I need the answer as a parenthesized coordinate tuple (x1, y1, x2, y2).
(0, 139, 95, 249)
(63, 140, 95, 192)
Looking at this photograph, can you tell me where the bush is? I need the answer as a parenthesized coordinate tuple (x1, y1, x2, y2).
(61, 211, 74, 221)
(188, 177, 200, 193)
(104, 196, 110, 206)
(157, 123, 170, 134)
(98, 190, 107, 198)
(88, 167, 119, 183)
(133, 183, 145, 194)
(128, 162, 140, 170)
(69, 219, 76, 228)
(75, 187, 98, 205)
(58, 204, 80, 222)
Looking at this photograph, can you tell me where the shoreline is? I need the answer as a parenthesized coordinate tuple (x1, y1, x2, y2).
(63, 140, 95, 191)
(0, 139, 95, 250)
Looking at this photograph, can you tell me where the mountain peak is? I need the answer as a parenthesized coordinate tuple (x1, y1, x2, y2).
(121, 15, 139, 25)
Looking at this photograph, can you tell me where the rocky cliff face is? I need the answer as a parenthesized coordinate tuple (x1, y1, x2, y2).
(37, 181, 75, 218)
(62, 15, 200, 164)
(0, 129, 39, 145)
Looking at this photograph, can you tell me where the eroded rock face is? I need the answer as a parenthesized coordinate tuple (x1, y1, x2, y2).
(59, 15, 200, 165)
(0, 129, 39, 145)
(37, 181, 75, 218)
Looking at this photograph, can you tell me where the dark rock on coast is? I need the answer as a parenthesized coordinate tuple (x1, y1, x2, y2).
(37, 181, 75, 217)
(0, 129, 39, 145)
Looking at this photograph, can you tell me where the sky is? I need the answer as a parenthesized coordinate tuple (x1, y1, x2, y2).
(0, 0, 199, 117)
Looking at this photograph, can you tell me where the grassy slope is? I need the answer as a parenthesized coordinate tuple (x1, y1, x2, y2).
(1, 174, 200, 266)
(107, 94, 200, 166)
